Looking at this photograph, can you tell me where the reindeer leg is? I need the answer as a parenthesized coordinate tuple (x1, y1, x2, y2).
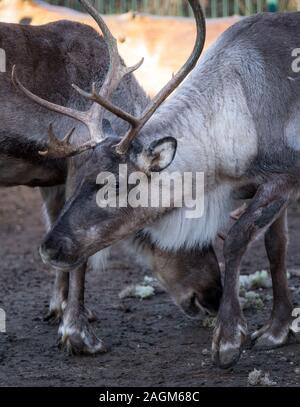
(252, 209, 294, 348)
(44, 271, 68, 323)
(58, 264, 106, 355)
(44, 269, 96, 324)
(40, 186, 69, 323)
(212, 179, 291, 368)
(41, 186, 96, 324)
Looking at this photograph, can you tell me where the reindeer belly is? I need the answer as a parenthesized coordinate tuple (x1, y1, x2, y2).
(0, 155, 31, 186)
(0, 154, 63, 187)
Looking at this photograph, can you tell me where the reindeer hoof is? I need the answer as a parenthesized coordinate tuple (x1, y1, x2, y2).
(58, 318, 107, 355)
(251, 322, 292, 349)
(212, 321, 247, 369)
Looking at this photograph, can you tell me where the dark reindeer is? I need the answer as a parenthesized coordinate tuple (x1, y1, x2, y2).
(1, 1, 223, 354)
(16, 0, 300, 368)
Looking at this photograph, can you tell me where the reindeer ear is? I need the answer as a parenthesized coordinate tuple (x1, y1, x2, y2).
(131, 137, 177, 173)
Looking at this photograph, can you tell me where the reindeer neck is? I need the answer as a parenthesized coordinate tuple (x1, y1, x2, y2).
(140, 46, 258, 185)
(140, 73, 219, 177)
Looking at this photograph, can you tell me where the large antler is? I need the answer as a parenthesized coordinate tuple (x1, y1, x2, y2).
(11, 0, 143, 159)
(12, 0, 205, 158)
(82, 0, 206, 155)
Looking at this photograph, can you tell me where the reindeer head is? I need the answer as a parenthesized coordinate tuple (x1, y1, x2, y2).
(12, 0, 207, 271)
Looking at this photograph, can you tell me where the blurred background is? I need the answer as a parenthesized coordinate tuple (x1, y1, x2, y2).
(39, 0, 300, 17)
(0, 0, 298, 94)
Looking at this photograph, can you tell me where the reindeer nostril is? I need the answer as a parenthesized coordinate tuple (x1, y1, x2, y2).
(39, 243, 56, 264)
(39, 235, 76, 265)
(63, 236, 76, 252)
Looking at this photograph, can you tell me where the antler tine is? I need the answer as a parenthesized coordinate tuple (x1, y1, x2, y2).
(113, 0, 206, 155)
(39, 124, 96, 159)
(75, 1, 144, 121)
(12, 65, 102, 158)
(72, 57, 144, 126)
(72, 83, 140, 128)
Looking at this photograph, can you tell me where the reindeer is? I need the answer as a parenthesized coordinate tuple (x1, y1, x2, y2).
(8, 0, 295, 367)
(0, 1, 224, 354)
(16, 0, 300, 368)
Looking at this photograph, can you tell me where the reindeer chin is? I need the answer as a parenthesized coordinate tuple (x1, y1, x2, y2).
(39, 247, 85, 271)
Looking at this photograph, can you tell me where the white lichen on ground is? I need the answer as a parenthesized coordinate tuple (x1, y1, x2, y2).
(239, 270, 274, 310)
(201, 348, 210, 356)
(119, 284, 155, 299)
(119, 275, 158, 299)
(202, 316, 216, 328)
(240, 270, 272, 291)
(289, 268, 300, 277)
(248, 369, 277, 386)
(143, 276, 159, 286)
(239, 270, 292, 310)
(240, 290, 264, 310)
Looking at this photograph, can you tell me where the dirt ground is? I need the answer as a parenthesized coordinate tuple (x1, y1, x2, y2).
(0, 186, 300, 387)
